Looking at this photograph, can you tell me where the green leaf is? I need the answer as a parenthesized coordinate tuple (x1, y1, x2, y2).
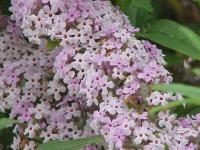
(164, 144, 169, 150)
(38, 136, 103, 150)
(174, 105, 200, 117)
(138, 19, 200, 60)
(164, 53, 185, 66)
(0, 118, 19, 130)
(149, 98, 200, 116)
(187, 22, 200, 34)
(114, 0, 132, 11)
(192, 68, 200, 76)
(0, 113, 7, 119)
(193, 0, 200, 7)
(115, 0, 156, 26)
(152, 83, 200, 99)
(0, 127, 14, 147)
(186, 106, 200, 115)
(0, 0, 11, 16)
(46, 39, 60, 50)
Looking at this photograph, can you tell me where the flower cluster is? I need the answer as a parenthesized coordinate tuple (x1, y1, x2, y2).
(0, 0, 198, 150)
(0, 21, 96, 150)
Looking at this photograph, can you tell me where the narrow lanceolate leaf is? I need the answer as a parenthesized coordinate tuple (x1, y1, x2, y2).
(152, 83, 200, 99)
(138, 19, 200, 60)
(149, 98, 200, 116)
(0, 118, 19, 130)
(175, 105, 200, 117)
(37, 136, 103, 150)
(192, 68, 200, 76)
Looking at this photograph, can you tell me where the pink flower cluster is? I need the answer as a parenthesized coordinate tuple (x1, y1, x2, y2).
(0, 21, 98, 150)
(0, 0, 198, 150)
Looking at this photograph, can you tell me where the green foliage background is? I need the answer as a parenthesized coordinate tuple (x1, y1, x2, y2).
(0, 0, 200, 149)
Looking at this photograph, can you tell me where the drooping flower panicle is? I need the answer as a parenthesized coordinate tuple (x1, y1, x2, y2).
(0, 0, 199, 150)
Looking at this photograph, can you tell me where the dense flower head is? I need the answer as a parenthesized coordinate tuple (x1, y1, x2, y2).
(0, 0, 198, 150)
(0, 20, 96, 150)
